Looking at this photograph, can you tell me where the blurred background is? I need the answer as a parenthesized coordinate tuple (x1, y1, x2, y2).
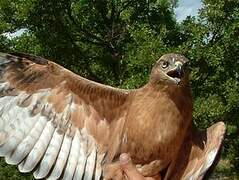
(0, 0, 238, 179)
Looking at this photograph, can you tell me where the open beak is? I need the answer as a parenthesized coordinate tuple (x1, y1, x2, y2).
(167, 61, 185, 79)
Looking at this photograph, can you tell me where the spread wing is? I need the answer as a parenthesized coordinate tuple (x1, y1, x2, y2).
(164, 122, 226, 180)
(0, 52, 130, 179)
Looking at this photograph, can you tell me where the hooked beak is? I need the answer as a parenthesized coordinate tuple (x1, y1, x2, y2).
(167, 61, 185, 79)
(166, 61, 188, 85)
(175, 62, 184, 78)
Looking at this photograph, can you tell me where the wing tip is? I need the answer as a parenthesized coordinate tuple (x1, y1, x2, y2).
(209, 121, 226, 141)
(0, 52, 21, 67)
(0, 52, 49, 66)
(215, 121, 226, 129)
(9, 52, 49, 65)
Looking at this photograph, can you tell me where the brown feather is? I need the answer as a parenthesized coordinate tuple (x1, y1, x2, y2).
(164, 122, 226, 180)
(0, 52, 224, 180)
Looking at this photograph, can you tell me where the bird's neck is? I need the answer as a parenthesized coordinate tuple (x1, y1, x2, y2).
(148, 75, 190, 91)
(144, 81, 189, 96)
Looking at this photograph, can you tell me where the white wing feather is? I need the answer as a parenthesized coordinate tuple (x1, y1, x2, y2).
(0, 53, 113, 180)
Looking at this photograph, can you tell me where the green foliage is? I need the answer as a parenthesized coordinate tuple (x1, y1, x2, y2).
(176, 0, 239, 172)
(0, 158, 33, 179)
(0, 0, 238, 178)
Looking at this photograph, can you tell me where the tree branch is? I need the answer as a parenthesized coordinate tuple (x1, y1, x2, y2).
(65, 3, 109, 48)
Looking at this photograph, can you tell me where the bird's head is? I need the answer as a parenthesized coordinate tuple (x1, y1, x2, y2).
(150, 53, 189, 86)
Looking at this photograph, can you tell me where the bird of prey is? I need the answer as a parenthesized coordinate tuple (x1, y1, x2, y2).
(0, 52, 225, 179)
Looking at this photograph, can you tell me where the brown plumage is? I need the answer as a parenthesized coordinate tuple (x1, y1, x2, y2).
(0, 52, 225, 180)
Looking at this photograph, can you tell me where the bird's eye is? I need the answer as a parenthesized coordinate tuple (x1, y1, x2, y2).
(161, 61, 169, 69)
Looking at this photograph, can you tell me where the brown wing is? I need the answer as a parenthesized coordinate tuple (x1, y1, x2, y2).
(0, 52, 130, 179)
(164, 122, 226, 180)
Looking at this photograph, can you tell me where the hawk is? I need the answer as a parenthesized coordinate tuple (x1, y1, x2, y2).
(0, 52, 225, 179)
